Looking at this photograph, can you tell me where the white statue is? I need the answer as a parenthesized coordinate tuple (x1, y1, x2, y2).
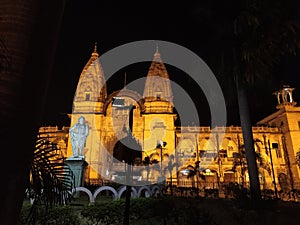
(70, 116, 89, 157)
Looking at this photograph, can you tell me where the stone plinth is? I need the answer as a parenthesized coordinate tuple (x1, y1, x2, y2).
(65, 156, 88, 188)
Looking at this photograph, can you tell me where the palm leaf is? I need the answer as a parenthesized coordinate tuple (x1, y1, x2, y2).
(25, 138, 75, 224)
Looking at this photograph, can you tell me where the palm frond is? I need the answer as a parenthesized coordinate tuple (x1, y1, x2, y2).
(25, 138, 75, 224)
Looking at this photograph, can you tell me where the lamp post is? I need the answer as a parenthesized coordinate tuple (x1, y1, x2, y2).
(195, 134, 200, 194)
(112, 97, 136, 225)
(268, 140, 278, 199)
(122, 160, 126, 182)
(216, 134, 222, 186)
(156, 140, 167, 176)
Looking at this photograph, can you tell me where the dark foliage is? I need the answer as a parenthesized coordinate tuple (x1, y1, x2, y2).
(24, 138, 75, 225)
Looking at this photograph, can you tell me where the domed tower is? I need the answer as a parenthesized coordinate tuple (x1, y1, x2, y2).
(143, 46, 173, 113)
(67, 43, 107, 182)
(73, 42, 107, 113)
(142, 47, 177, 159)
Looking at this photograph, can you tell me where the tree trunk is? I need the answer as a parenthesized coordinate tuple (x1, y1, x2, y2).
(170, 171, 173, 196)
(123, 185, 131, 225)
(0, 1, 65, 224)
(236, 81, 261, 201)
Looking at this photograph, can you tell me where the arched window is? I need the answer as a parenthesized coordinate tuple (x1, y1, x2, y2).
(85, 86, 92, 101)
(85, 93, 90, 101)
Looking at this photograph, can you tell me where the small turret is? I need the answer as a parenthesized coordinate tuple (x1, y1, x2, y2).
(273, 85, 296, 109)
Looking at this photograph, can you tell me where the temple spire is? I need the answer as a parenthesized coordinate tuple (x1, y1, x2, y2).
(73, 43, 107, 113)
(91, 42, 99, 58)
(153, 43, 162, 62)
(143, 47, 173, 113)
(94, 42, 98, 52)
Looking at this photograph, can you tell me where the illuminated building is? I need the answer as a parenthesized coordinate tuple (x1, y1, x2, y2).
(41, 45, 300, 191)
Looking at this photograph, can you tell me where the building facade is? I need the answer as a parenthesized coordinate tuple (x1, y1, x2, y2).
(41, 45, 300, 191)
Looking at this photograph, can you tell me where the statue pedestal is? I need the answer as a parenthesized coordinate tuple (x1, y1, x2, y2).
(65, 156, 88, 190)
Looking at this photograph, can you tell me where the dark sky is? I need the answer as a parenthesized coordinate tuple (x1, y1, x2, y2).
(42, 0, 300, 128)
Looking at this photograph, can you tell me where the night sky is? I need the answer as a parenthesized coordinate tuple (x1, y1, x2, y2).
(42, 0, 300, 128)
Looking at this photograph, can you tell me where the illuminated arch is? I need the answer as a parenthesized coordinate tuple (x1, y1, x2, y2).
(103, 89, 145, 115)
(198, 137, 209, 150)
(151, 185, 161, 196)
(118, 186, 138, 198)
(93, 186, 118, 200)
(137, 186, 152, 197)
(221, 137, 239, 158)
(71, 187, 94, 204)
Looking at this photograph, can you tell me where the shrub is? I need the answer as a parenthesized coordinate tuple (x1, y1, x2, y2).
(80, 200, 124, 225)
(19, 204, 80, 225)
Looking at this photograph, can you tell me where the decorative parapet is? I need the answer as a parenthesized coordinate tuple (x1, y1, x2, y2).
(39, 126, 59, 133)
(179, 126, 211, 133)
(252, 126, 280, 133)
(178, 126, 279, 133)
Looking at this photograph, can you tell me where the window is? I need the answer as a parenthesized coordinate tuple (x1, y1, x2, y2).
(154, 85, 162, 100)
(205, 151, 217, 159)
(85, 93, 90, 101)
(199, 150, 205, 158)
(177, 149, 184, 157)
(219, 149, 228, 158)
(272, 143, 279, 149)
(272, 143, 281, 158)
(84, 86, 92, 101)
